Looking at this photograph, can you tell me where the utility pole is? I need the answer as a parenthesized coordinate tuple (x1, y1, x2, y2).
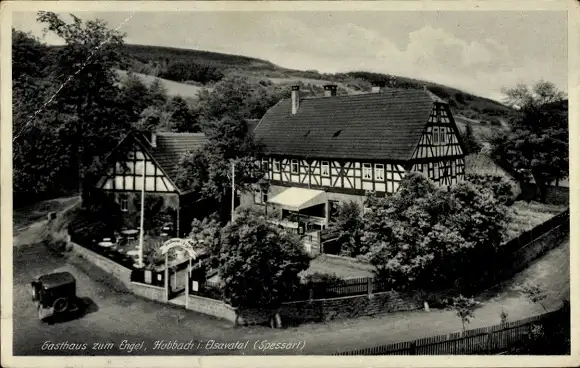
(231, 159, 235, 223)
(138, 162, 145, 268)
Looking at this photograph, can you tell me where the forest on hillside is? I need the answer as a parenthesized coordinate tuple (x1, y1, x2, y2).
(116, 44, 517, 125)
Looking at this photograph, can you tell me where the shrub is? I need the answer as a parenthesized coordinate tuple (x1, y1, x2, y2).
(466, 173, 515, 205)
(304, 272, 345, 286)
(460, 124, 482, 154)
(142, 236, 166, 269)
(189, 213, 222, 256)
(219, 208, 310, 308)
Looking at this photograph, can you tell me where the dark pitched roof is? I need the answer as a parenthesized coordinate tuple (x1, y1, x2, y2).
(149, 133, 207, 187)
(133, 132, 207, 192)
(254, 88, 447, 161)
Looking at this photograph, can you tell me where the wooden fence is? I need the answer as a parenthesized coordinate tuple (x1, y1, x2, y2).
(501, 208, 569, 254)
(291, 208, 569, 302)
(334, 307, 565, 355)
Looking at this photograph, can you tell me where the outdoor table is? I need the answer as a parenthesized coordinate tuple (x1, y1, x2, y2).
(121, 229, 139, 240)
(98, 241, 114, 248)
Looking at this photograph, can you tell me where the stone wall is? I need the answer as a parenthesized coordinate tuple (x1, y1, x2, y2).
(236, 290, 421, 326)
(509, 223, 568, 274)
(186, 294, 237, 322)
(129, 282, 166, 302)
(69, 242, 132, 287)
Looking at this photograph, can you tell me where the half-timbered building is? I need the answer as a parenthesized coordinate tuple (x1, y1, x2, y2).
(245, 85, 467, 231)
(94, 131, 208, 236)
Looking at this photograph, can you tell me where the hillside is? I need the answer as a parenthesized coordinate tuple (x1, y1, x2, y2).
(117, 43, 516, 141)
(115, 69, 206, 98)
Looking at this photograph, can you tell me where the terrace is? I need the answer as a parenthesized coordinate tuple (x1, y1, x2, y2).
(67, 214, 209, 272)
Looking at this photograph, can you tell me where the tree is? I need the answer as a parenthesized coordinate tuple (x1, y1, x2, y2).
(219, 207, 310, 309)
(517, 282, 548, 312)
(451, 295, 478, 334)
(118, 72, 152, 123)
(169, 96, 200, 132)
(135, 105, 172, 133)
(175, 115, 265, 222)
(32, 12, 132, 193)
(330, 201, 364, 257)
(159, 60, 224, 84)
(12, 14, 138, 204)
(360, 172, 509, 290)
(460, 124, 482, 154)
(197, 74, 290, 121)
(12, 30, 72, 202)
(492, 81, 568, 202)
(148, 79, 168, 108)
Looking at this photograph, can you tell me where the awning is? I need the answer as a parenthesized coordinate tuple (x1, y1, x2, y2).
(267, 187, 327, 212)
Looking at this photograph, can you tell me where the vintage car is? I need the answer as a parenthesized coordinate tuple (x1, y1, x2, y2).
(31, 271, 81, 321)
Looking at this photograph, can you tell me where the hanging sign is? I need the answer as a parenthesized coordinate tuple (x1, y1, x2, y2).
(160, 238, 198, 260)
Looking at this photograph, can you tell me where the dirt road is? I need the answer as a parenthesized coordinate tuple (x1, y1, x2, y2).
(12, 232, 569, 356)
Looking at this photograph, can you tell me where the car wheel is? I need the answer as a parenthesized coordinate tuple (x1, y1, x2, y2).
(53, 297, 68, 313)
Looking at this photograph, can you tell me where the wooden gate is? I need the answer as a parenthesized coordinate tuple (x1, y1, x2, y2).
(168, 265, 188, 298)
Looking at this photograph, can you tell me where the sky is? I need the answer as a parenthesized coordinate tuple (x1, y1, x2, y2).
(12, 11, 568, 102)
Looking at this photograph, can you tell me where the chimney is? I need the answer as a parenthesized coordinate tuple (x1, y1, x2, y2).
(291, 85, 300, 115)
(323, 84, 338, 97)
(149, 132, 157, 148)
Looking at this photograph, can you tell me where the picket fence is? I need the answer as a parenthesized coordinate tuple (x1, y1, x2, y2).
(333, 308, 562, 355)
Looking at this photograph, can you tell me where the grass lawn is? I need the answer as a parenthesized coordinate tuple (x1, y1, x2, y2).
(116, 69, 207, 99)
(505, 200, 567, 240)
(304, 254, 374, 279)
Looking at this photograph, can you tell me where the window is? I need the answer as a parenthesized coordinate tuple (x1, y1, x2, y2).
(254, 189, 268, 204)
(363, 163, 372, 179)
(273, 158, 280, 172)
(291, 159, 299, 174)
(439, 127, 446, 144)
(321, 161, 330, 177)
(432, 127, 439, 144)
(120, 198, 128, 212)
(328, 200, 340, 222)
(374, 164, 384, 181)
(261, 159, 269, 171)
